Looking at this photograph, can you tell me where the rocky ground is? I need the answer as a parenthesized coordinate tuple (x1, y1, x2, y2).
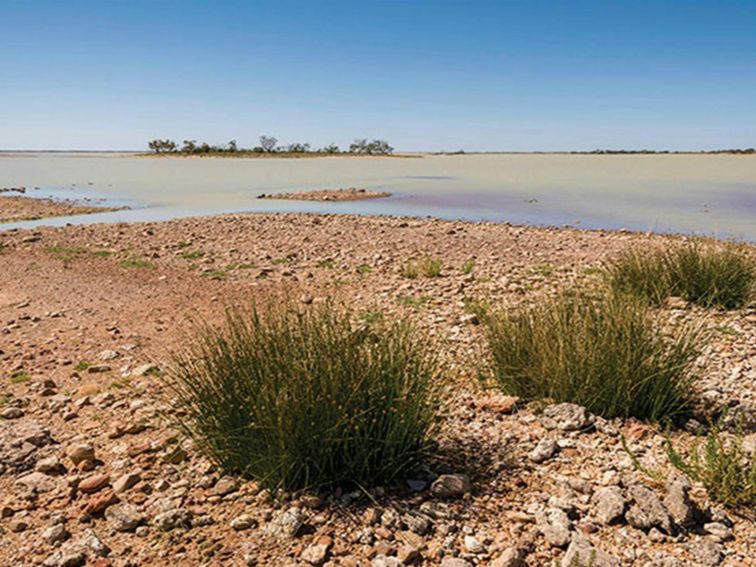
(0, 196, 122, 223)
(0, 213, 754, 567)
(257, 188, 391, 201)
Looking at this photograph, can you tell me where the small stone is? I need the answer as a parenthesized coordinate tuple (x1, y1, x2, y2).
(264, 506, 305, 539)
(703, 522, 733, 541)
(81, 490, 119, 516)
(664, 476, 694, 526)
(132, 363, 159, 377)
(78, 473, 110, 494)
(106, 503, 144, 532)
(42, 523, 70, 544)
(371, 556, 402, 567)
(87, 364, 111, 373)
(66, 443, 95, 465)
(231, 514, 257, 531)
(440, 558, 472, 567)
(690, 541, 724, 566)
(403, 513, 431, 535)
(211, 476, 239, 496)
(153, 507, 193, 531)
(464, 535, 485, 554)
(301, 536, 332, 565)
(536, 508, 572, 548)
(16, 471, 57, 492)
(397, 544, 422, 564)
(491, 546, 526, 567)
(99, 350, 119, 361)
(1, 407, 24, 419)
(430, 474, 471, 498)
(541, 403, 593, 431)
(36, 456, 62, 474)
(112, 472, 141, 493)
(562, 536, 620, 567)
(592, 486, 627, 525)
(528, 439, 559, 463)
(626, 484, 672, 533)
(10, 519, 28, 532)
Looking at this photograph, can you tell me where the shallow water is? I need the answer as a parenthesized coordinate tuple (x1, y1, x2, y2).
(0, 153, 754, 240)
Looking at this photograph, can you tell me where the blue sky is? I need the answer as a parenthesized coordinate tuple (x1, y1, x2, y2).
(1, 1, 755, 151)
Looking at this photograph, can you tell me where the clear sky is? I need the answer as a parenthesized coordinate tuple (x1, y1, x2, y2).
(1, 0, 755, 152)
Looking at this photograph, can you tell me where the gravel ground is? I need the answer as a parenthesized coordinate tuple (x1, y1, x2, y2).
(0, 212, 754, 566)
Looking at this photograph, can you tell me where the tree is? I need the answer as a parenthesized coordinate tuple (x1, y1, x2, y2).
(147, 139, 177, 153)
(181, 139, 198, 154)
(260, 135, 277, 152)
(349, 138, 369, 154)
(349, 138, 393, 155)
(321, 143, 340, 154)
(287, 142, 311, 153)
(227, 140, 238, 153)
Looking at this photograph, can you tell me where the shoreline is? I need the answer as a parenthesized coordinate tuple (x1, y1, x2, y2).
(0, 211, 753, 565)
(0, 194, 126, 223)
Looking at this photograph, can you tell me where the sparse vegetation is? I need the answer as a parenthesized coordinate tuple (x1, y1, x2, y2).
(164, 302, 439, 491)
(356, 263, 373, 274)
(401, 261, 419, 279)
(180, 250, 205, 260)
(481, 290, 700, 421)
(607, 240, 755, 309)
(120, 257, 156, 270)
(421, 257, 443, 278)
(462, 259, 475, 275)
(9, 371, 30, 384)
(401, 256, 443, 279)
(664, 417, 756, 508)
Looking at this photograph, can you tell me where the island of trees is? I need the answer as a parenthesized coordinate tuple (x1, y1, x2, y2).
(147, 136, 394, 156)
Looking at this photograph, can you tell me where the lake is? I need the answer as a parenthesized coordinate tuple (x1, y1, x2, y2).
(1, 152, 754, 241)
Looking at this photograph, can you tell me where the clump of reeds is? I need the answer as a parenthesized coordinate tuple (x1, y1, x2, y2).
(607, 239, 755, 309)
(164, 302, 439, 491)
(480, 290, 700, 421)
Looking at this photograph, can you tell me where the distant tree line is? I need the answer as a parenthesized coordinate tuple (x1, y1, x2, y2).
(147, 136, 394, 156)
(579, 148, 756, 155)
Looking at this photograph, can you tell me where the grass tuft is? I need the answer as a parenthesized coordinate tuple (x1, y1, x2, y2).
(607, 240, 755, 309)
(481, 290, 700, 421)
(164, 302, 439, 491)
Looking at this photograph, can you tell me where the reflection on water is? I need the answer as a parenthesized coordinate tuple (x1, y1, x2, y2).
(0, 153, 754, 241)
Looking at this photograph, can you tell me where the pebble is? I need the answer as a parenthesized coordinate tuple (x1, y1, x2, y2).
(430, 474, 472, 498)
(528, 439, 559, 463)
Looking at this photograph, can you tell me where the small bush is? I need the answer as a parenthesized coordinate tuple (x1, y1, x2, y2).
(481, 291, 700, 421)
(607, 240, 755, 309)
(462, 260, 475, 275)
(664, 418, 756, 508)
(421, 257, 443, 278)
(165, 302, 439, 491)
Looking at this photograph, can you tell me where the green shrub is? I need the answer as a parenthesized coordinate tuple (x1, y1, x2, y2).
(481, 291, 700, 421)
(607, 240, 755, 309)
(461, 260, 475, 275)
(165, 302, 439, 491)
(664, 418, 756, 508)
